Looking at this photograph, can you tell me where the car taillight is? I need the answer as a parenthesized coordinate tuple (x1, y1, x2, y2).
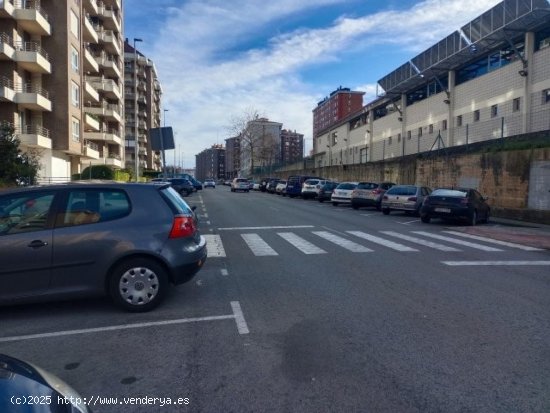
(460, 198, 469, 205)
(351, 190, 357, 196)
(383, 195, 388, 200)
(372, 189, 382, 194)
(408, 197, 417, 202)
(169, 215, 196, 238)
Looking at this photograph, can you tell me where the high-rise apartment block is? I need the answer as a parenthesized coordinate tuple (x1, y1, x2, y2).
(280, 129, 304, 164)
(224, 135, 240, 180)
(124, 39, 162, 172)
(312, 86, 364, 140)
(0, 0, 125, 181)
(195, 144, 225, 181)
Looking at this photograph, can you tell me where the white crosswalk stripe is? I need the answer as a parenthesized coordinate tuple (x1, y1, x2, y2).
(278, 232, 327, 254)
(347, 231, 418, 252)
(442, 231, 543, 251)
(412, 231, 503, 251)
(241, 233, 278, 256)
(312, 231, 373, 252)
(380, 231, 461, 251)
(203, 234, 226, 257)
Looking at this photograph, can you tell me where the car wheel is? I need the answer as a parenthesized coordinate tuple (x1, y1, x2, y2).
(375, 202, 382, 211)
(352, 204, 358, 210)
(318, 199, 324, 203)
(421, 214, 431, 223)
(483, 209, 490, 224)
(469, 210, 477, 226)
(382, 208, 390, 215)
(109, 258, 168, 312)
(332, 202, 338, 206)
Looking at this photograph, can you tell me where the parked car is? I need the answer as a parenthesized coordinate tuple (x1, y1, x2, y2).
(231, 178, 250, 192)
(275, 180, 287, 195)
(259, 177, 278, 192)
(0, 353, 92, 413)
(420, 187, 491, 225)
(331, 182, 359, 206)
(286, 175, 323, 198)
(301, 179, 329, 199)
(0, 182, 207, 312)
(204, 178, 216, 188)
(165, 178, 194, 196)
(266, 179, 282, 194)
(252, 182, 261, 191)
(317, 181, 339, 202)
(381, 185, 432, 215)
(350, 182, 396, 210)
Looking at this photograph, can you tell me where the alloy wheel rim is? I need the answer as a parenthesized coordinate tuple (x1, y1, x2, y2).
(119, 267, 159, 305)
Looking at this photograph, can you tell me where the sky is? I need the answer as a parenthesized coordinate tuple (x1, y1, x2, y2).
(123, 0, 502, 169)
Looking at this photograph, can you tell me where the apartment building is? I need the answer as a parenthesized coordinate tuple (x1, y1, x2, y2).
(224, 135, 240, 180)
(195, 144, 225, 181)
(240, 117, 282, 175)
(280, 129, 304, 165)
(0, 0, 124, 181)
(312, 86, 364, 144)
(313, 0, 550, 168)
(124, 39, 162, 173)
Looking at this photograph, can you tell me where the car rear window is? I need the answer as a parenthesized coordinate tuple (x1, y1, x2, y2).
(305, 180, 319, 185)
(161, 187, 194, 215)
(431, 189, 467, 197)
(336, 183, 357, 190)
(236, 178, 248, 183)
(387, 186, 417, 196)
(357, 182, 377, 190)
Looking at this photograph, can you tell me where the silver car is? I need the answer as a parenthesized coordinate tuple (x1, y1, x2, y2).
(0, 182, 207, 312)
(331, 182, 359, 206)
(381, 185, 432, 215)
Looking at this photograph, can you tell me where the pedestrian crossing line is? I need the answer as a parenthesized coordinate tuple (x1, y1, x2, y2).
(347, 231, 418, 252)
(380, 231, 461, 252)
(278, 232, 327, 255)
(442, 231, 543, 251)
(241, 233, 278, 256)
(412, 231, 503, 252)
(442, 260, 550, 266)
(312, 231, 373, 252)
(203, 234, 226, 257)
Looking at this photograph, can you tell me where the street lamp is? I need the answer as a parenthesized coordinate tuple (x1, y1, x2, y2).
(133, 38, 143, 181)
(163, 109, 168, 127)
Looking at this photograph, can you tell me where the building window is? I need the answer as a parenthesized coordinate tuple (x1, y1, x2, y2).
(428, 124, 434, 134)
(474, 110, 480, 122)
(407, 130, 411, 140)
(418, 127, 423, 137)
(71, 81, 80, 107)
(513, 98, 521, 112)
(491, 104, 498, 118)
(442, 119, 448, 130)
(457, 115, 463, 127)
(70, 10, 79, 39)
(543, 89, 550, 104)
(397, 133, 401, 143)
(388, 136, 392, 145)
(71, 46, 79, 72)
(71, 117, 80, 142)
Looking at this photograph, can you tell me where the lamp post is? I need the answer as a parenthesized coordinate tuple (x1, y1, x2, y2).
(133, 38, 142, 181)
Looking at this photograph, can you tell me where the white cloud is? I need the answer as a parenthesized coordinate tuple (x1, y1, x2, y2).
(139, 0, 501, 167)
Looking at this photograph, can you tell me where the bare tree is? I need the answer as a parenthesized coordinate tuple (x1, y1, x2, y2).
(227, 108, 263, 176)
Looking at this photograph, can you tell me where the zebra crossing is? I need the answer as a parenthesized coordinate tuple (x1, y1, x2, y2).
(203, 229, 544, 258)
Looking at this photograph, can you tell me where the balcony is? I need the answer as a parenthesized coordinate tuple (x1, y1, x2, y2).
(83, 17, 99, 43)
(0, 33, 15, 59)
(105, 153, 122, 168)
(82, 140, 100, 159)
(17, 124, 51, 149)
(14, 41, 51, 73)
(101, 7, 121, 33)
(103, 78, 121, 99)
(85, 102, 121, 123)
(14, 83, 52, 111)
(83, 0, 98, 15)
(99, 29, 121, 56)
(84, 78, 100, 104)
(96, 53, 121, 78)
(83, 46, 99, 73)
(13, 0, 51, 36)
(103, 0, 121, 10)
(84, 113, 100, 131)
(84, 128, 122, 146)
(0, 76, 15, 102)
(1, 0, 15, 17)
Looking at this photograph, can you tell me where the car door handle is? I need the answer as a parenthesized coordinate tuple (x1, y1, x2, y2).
(27, 240, 48, 248)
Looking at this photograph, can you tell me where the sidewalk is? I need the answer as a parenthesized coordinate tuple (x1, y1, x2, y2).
(450, 217, 550, 250)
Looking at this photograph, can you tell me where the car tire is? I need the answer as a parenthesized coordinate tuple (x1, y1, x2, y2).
(382, 208, 390, 215)
(109, 258, 168, 312)
(375, 202, 382, 211)
(483, 209, 490, 224)
(421, 215, 431, 223)
(318, 199, 324, 203)
(332, 202, 338, 206)
(469, 210, 477, 226)
(352, 204, 358, 210)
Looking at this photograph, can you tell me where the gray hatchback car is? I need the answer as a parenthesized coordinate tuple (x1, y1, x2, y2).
(0, 182, 207, 312)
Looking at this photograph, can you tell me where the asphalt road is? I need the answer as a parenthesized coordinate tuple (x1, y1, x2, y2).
(1, 186, 549, 413)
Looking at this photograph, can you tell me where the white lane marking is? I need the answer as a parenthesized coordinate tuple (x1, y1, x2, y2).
(412, 231, 503, 252)
(347, 231, 418, 252)
(203, 234, 226, 257)
(218, 225, 314, 231)
(442, 231, 543, 251)
(231, 301, 250, 335)
(202, 213, 209, 218)
(241, 233, 278, 256)
(397, 219, 420, 225)
(206, 221, 211, 225)
(443, 261, 550, 266)
(360, 213, 378, 217)
(381, 231, 460, 252)
(220, 269, 228, 276)
(0, 301, 249, 343)
(312, 231, 373, 252)
(278, 232, 327, 255)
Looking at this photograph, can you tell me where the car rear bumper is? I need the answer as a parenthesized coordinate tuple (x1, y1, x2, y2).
(382, 201, 418, 211)
(351, 197, 378, 206)
(167, 235, 207, 285)
(331, 197, 352, 203)
(421, 205, 472, 220)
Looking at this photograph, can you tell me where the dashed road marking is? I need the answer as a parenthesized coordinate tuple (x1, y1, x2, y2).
(241, 233, 278, 256)
(312, 231, 373, 252)
(278, 232, 327, 255)
(412, 231, 503, 252)
(381, 231, 460, 251)
(347, 231, 418, 252)
(442, 260, 550, 266)
(442, 231, 543, 251)
(203, 234, 226, 257)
